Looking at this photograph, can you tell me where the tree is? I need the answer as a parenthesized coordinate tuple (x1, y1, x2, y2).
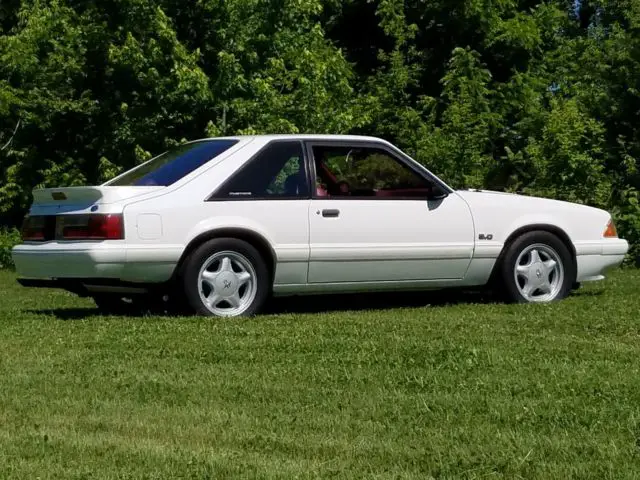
(0, 0, 639, 263)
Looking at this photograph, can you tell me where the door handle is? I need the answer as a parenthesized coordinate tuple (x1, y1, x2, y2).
(322, 209, 340, 218)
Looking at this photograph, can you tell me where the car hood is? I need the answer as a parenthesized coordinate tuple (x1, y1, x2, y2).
(455, 189, 601, 213)
(454, 189, 612, 242)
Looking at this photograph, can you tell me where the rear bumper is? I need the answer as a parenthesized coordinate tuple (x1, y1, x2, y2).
(12, 243, 126, 279)
(11, 243, 179, 283)
(575, 238, 629, 282)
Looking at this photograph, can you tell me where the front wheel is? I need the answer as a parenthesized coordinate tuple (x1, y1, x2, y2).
(180, 238, 270, 317)
(499, 231, 575, 303)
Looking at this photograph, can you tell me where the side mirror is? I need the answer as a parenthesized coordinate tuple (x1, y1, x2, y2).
(427, 184, 449, 201)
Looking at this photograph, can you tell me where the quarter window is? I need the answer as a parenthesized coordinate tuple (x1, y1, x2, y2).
(312, 145, 432, 198)
(214, 141, 308, 199)
(108, 139, 238, 187)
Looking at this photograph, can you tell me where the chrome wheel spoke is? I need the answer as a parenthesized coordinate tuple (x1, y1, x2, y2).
(227, 292, 242, 308)
(521, 281, 535, 297)
(206, 292, 222, 308)
(538, 279, 552, 295)
(219, 257, 233, 273)
(516, 264, 530, 276)
(236, 271, 251, 287)
(201, 270, 218, 286)
(543, 259, 557, 272)
(529, 249, 542, 264)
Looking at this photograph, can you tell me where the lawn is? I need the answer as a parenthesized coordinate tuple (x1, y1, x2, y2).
(1, 269, 640, 479)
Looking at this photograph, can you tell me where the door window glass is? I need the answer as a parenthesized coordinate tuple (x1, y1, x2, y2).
(312, 145, 431, 198)
(215, 141, 308, 199)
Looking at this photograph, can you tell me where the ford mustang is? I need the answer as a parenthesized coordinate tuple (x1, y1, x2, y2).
(12, 135, 629, 316)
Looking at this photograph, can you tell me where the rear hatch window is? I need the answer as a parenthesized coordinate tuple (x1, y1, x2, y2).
(107, 139, 238, 187)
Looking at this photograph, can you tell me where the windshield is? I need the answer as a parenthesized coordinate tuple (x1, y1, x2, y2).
(107, 139, 238, 186)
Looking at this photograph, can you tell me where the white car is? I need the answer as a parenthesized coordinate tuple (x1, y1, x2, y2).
(12, 134, 629, 316)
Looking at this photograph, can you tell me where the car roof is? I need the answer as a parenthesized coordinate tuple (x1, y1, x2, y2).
(193, 134, 392, 144)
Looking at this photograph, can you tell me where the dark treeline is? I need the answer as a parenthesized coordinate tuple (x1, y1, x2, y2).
(1, 0, 639, 263)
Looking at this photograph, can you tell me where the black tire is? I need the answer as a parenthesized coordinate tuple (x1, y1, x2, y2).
(180, 238, 270, 317)
(498, 231, 575, 304)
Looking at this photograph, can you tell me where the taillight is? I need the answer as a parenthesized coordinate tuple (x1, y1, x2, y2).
(21, 214, 123, 241)
(603, 218, 618, 238)
(60, 214, 124, 240)
(21, 216, 46, 241)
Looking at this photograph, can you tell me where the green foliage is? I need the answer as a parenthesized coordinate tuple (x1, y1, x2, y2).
(518, 98, 612, 207)
(97, 157, 123, 184)
(0, 227, 20, 269)
(0, 0, 640, 263)
(611, 187, 640, 266)
(422, 46, 500, 188)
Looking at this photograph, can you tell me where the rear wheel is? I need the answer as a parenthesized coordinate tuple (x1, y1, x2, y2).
(180, 238, 269, 317)
(499, 231, 575, 303)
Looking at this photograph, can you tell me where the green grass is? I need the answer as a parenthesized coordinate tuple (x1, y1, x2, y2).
(1, 270, 640, 479)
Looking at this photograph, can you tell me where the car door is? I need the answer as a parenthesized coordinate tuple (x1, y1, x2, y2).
(209, 139, 312, 286)
(306, 141, 475, 284)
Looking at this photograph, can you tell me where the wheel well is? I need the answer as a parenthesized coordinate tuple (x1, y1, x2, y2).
(489, 224, 577, 282)
(173, 228, 277, 281)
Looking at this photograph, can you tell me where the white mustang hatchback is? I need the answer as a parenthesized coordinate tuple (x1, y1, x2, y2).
(12, 135, 629, 316)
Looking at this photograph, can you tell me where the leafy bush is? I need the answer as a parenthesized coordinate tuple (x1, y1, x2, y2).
(612, 188, 640, 266)
(0, 0, 639, 257)
(0, 227, 20, 270)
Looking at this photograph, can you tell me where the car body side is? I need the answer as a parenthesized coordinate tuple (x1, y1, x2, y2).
(12, 135, 628, 295)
